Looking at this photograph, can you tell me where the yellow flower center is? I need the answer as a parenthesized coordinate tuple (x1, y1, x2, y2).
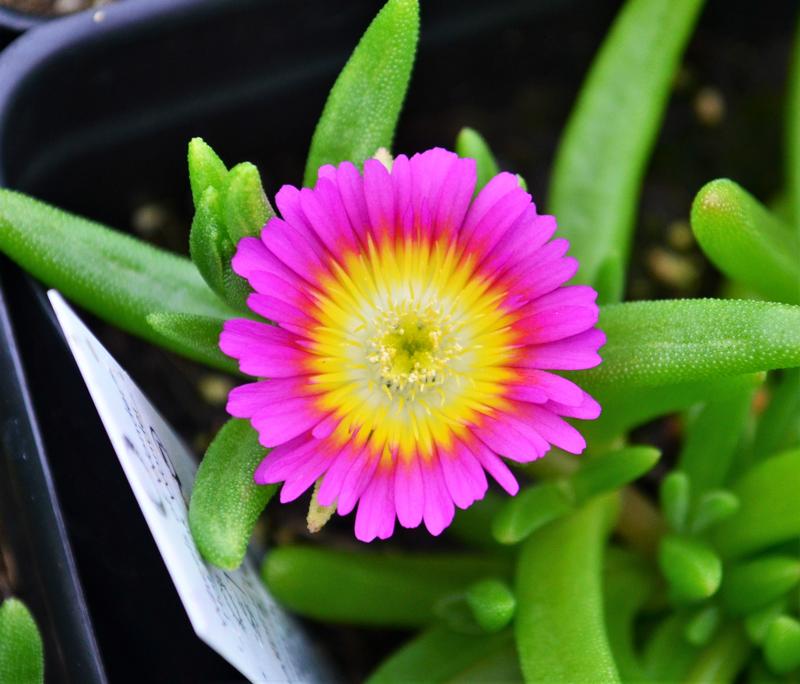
(367, 303, 463, 402)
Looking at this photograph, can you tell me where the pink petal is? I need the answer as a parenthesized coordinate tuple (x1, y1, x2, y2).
(517, 403, 587, 454)
(247, 293, 315, 334)
(468, 437, 520, 495)
(421, 453, 455, 536)
(520, 328, 606, 371)
(280, 448, 334, 503)
(514, 305, 599, 344)
(317, 442, 358, 506)
(394, 455, 424, 528)
(355, 465, 396, 542)
(219, 319, 307, 377)
(545, 391, 602, 420)
(363, 159, 395, 243)
(337, 447, 380, 516)
(227, 377, 317, 417)
(251, 396, 326, 447)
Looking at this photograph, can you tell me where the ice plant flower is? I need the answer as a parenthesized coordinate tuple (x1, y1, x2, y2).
(220, 148, 604, 542)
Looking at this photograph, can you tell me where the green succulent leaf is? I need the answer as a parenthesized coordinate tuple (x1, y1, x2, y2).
(658, 535, 722, 604)
(570, 446, 661, 503)
(189, 419, 275, 570)
(749, 368, 800, 463)
(492, 480, 574, 545)
(642, 614, 700, 682)
(189, 185, 228, 297)
(578, 300, 800, 390)
(604, 548, 656, 681)
(691, 179, 800, 304)
(262, 547, 510, 628)
(585, 374, 761, 444)
(0, 598, 44, 684)
(688, 490, 740, 535)
(465, 579, 517, 634)
(146, 312, 238, 374)
(683, 624, 751, 683)
(0, 189, 237, 360)
(684, 606, 721, 647)
(224, 162, 274, 244)
(303, 0, 419, 186)
(713, 448, 800, 558)
(366, 626, 520, 684)
(515, 494, 621, 683)
(764, 617, 800, 675)
(549, 0, 705, 301)
(660, 471, 691, 533)
(188, 137, 228, 210)
(745, 601, 786, 645)
(786, 11, 800, 233)
(455, 127, 501, 193)
(721, 556, 800, 616)
(677, 378, 756, 495)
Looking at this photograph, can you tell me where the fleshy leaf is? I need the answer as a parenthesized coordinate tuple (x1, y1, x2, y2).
(0, 189, 237, 359)
(688, 490, 739, 534)
(749, 368, 800, 462)
(658, 535, 722, 604)
(188, 137, 228, 210)
(262, 547, 510, 628)
(146, 312, 238, 374)
(683, 625, 751, 683)
(684, 606, 721, 647)
(660, 471, 690, 533)
(786, 12, 800, 233)
(303, 0, 419, 186)
(366, 627, 520, 684)
(455, 127, 500, 193)
(764, 617, 800, 674)
(189, 419, 276, 570)
(713, 448, 800, 558)
(721, 556, 800, 616)
(604, 548, 655, 681)
(570, 446, 660, 503)
(0, 599, 44, 684)
(465, 579, 517, 633)
(578, 300, 800, 390)
(492, 480, 574, 545)
(515, 495, 621, 683)
(224, 162, 274, 244)
(548, 0, 704, 301)
(677, 378, 756, 495)
(691, 179, 800, 304)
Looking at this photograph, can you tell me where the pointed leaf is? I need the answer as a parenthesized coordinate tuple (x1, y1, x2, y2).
(549, 0, 705, 301)
(658, 535, 722, 604)
(465, 579, 516, 634)
(691, 179, 800, 304)
(0, 599, 43, 684)
(764, 617, 800, 674)
(189, 419, 276, 570)
(713, 448, 800, 558)
(515, 495, 621, 683)
(303, 0, 419, 185)
(455, 127, 500, 192)
(660, 471, 690, 533)
(578, 300, 800, 390)
(188, 137, 228, 210)
(224, 162, 274, 244)
(492, 480, 574, 545)
(366, 626, 519, 684)
(146, 312, 238, 373)
(262, 548, 510, 628)
(722, 556, 800, 616)
(677, 377, 756, 495)
(570, 446, 661, 503)
(0, 190, 237, 360)
(688, 490, 739, 534)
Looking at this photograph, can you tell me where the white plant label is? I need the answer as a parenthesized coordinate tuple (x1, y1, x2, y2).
(49, 291, 332, 684)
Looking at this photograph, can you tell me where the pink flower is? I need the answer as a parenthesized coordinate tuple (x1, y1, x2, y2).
(221, 148, 604, 542)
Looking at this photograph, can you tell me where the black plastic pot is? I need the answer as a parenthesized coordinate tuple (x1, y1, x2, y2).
(0, 0, 624, 680)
